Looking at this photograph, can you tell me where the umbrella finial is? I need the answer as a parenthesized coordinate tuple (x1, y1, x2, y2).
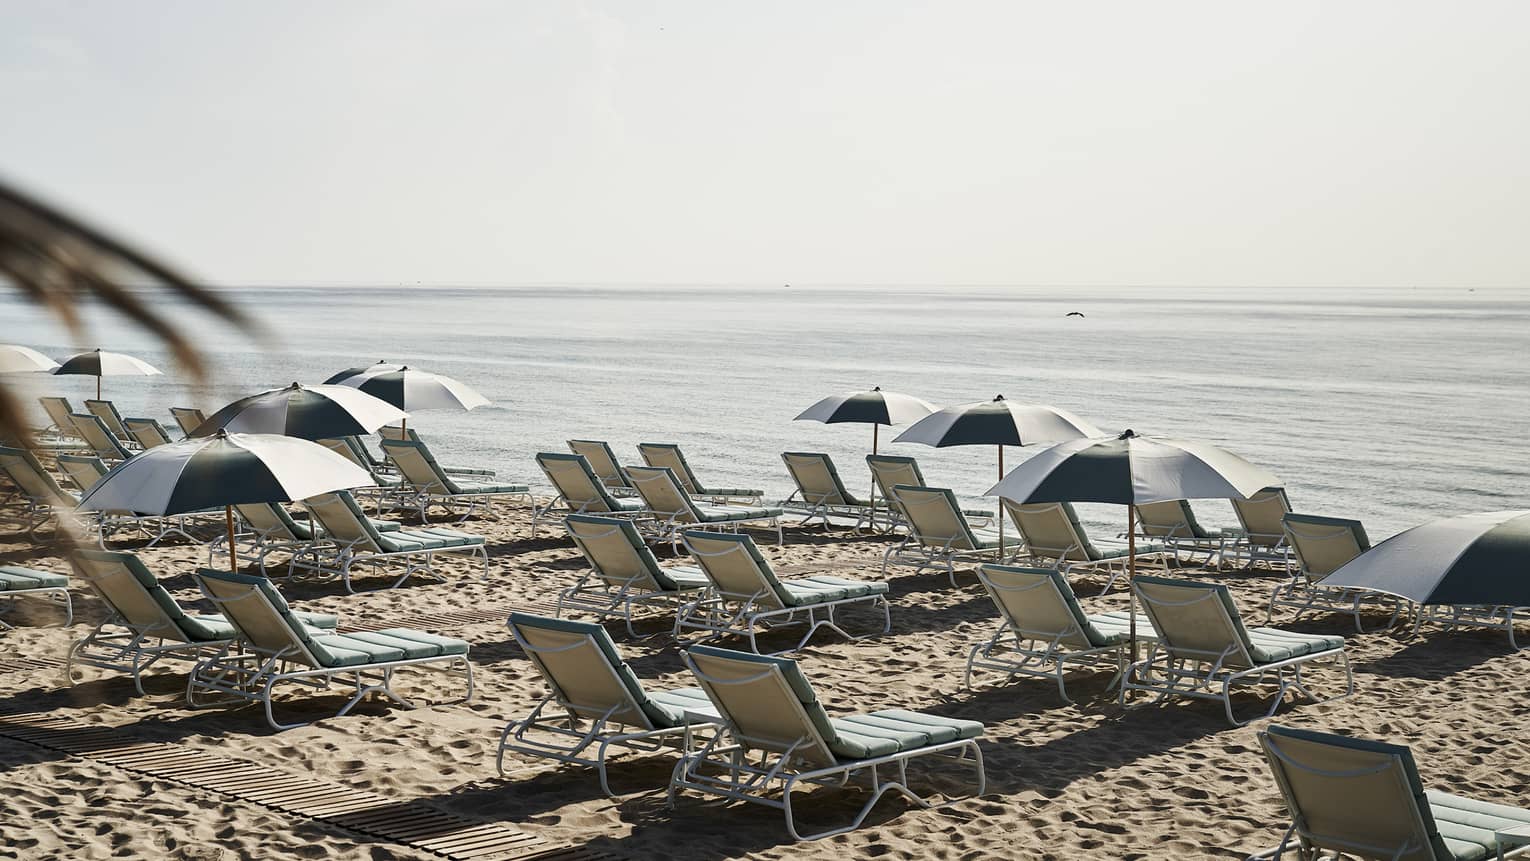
(993, 394, 1005, 402)
(214, 428, 229, 439)
(872, 385, 881, 391)
(288, 382, 302, 389)
(1119, 429, 1137, 439)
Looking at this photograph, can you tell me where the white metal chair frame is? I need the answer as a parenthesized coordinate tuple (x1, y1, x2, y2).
(301, 494, 489, 594)
(556, 519, 702, 637)
(879, 487, 1005, 586)
(383, 440, 529, 523)
(626, 467, 783, 551)
(0, 579, 72, 632)
(530, 454, 647, 538)
(1268, 520, 1401, 633)
(778, 453, 876, 533)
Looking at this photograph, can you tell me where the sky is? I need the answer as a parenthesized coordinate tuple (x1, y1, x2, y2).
(2, 1, 1528, 288)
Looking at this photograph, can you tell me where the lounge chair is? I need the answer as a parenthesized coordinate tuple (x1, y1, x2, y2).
(317, 436, 405, 503)
(497, 613, 720, 795)
(65, 549, 338, 694)
(637, 442, 764, 505)
(123, 417, 174, 449)
(881, 485, 1022, 584)
(1249, 724, 1530, 861)
(867, 454, 993, 533)
(0, 445, 77, 537)
(39, 396, 78, 439)
(68, 412, 134, 463)
(188, 568, 473, 729)
(624, 465, 784, 550)
(1270, 513, 1401, 633)
(1131, 499, 1240, 566)
(0, 565, 72, 630)
(84, 398, 134, 442)
(1228, 486, 1293, 569)
(1120, 575, 1352, 726)
(678, 530, 890, 653)
(168, 406, 206, 438)
(671, 645, 986, 841)
(216, 501, 407, 577)
(779, 452, 875, 531)
(302, 491, 488, 592)
(530, 452, 646, 537)
(57, 452, 198, 547)
(378, 425, 495, 476)
(557, 514, 711, 636)
(567, 439, 636, 495)
(1003, 499, 1170, 593)
(380, 437, 529, 522)
(964, 564, 1154, 702)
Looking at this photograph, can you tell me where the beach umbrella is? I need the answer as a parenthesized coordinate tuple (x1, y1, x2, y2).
(192, 382, 407, 440)
(52, 348, 162, 398)
(895, 395, 1102, 544)
(76, 430, 373, 571)
(1323, 510, 1530, 607)
(794, 387, 937, 507)
(0, 345, 60, 373)
(323, 360, 403, 385)
(987, 429, 1280, 655)
(328, 365, 488, 432)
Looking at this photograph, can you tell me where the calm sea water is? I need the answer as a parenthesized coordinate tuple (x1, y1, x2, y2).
(4, 285, 1527, 539)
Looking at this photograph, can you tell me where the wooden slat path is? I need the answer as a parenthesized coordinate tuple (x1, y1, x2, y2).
(0, 711, 615, 860)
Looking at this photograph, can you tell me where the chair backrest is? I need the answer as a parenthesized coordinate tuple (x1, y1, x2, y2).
(682, 530, 788, 610)
(39, 397, 77, 435)
(123, 417, 173, 449)
(318, 437, 368, 469)
(537, 453, 625, 513)
(509, 613, 662, 729)
(193, 569, 321, 665)
(1001, 499, 1096, 562)
(624, 466, 700, 523)
(780, 452, 856, 507)
(235, 502, 307, 541)
(567, 440, 629, 489)
(303, 492, 384, 552)
(1258, 725, 1449, 861)
(1133, 499, 1209, 540)
(84, 399, 131, 440)
(976, 564, 1100, 649)
(893, 485, 980, 550)
(867, 454, 924, 501)
(1233, 487, 1293, 547)
(0, 445, 74, 507)
(1283, 513, 1371, 582)
(685, 645, 838, 767)
(378, 424, 408, 443)
(1133, 575, 1256, 668)
(565, 514, 683, 592)
(380, 438, 458, 494)
(56, 453, 109, 492)
(637, 443, 704, 494)
(69, 549, 221, 642)
(169, 407, 206, 437)
(69, 413, 131, 461)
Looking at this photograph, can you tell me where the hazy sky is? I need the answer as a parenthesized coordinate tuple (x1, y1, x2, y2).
(3, 1, 1528, 287)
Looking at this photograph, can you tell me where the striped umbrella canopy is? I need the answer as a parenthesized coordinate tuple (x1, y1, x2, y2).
(77, 430, 374, 570)
(0, 344, 60, 373)
(323, 360, 403, 385)
(52, 348, 162, 398)
(328, 365, 488, 431)
(988, 429, 1280, 654)
(794, 387, 938, 511)
(192, 382, 406, 440)
(1323, 510, 1530, 606)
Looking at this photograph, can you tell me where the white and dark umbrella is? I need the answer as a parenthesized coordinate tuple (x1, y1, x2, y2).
(52, 348, 162, 398)
(795, 387, 938, 506)
(895, 395, 1102, 543)
(323, 360, 403, 385)
(328, 365, 488, 432)
(0, 345, 60, 373)
(192, 382, 407, 440)
(77, 430, 374, 571)
(988, 428, 1280, 653)
(1324, 510, 1530, 607)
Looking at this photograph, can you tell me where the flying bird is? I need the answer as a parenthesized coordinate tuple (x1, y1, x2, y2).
(1065, 311, 1085, 318)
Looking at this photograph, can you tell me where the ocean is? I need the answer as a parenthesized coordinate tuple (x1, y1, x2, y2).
(4, 285, 1527, 540)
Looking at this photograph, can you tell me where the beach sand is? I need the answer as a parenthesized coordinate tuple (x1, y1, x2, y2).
(1, 502, 1526, 860)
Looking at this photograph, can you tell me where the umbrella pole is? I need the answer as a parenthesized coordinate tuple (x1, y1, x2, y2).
(869, 424, 879, 525)
(997, 445, 1004, 552)
(1128, 506, 1138, 666)
(225, 505, 239, 573)
(96, 375, 101, 400)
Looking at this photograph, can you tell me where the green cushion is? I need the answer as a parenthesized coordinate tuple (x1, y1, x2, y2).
(0, 566, 68, 590)
(342, 628, 470, 659)
(779, 575, 888, 606)
(699, 487, 763, 498)
(306, 633, 408, 666)
(446, 479, 528, 495)
(663, 566, 711, 590)
(970, 527, 1026, 551)
(1246, 626, 1346, 663)
(694, 505, 784, 522)
(643, 686, 719, 726)
(829, 709, 983, 760)
(376, 527, 484, 553)
(1429, 790, 1530, 861)
(1085, 610, 1155, 646)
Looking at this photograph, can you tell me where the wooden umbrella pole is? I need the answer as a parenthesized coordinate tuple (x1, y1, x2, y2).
(869, 424, 879, 519)
(997, 445, 1005, 551)
(1128, 505, 1138, 665)
(96, 375, 101, 400)
(225, 505, 239, 573)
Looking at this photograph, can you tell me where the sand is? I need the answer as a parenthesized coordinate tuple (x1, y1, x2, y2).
(2, 499, 1527, 860)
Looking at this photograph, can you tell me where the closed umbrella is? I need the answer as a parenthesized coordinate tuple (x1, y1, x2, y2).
(328, 365, 487, 432)
(895, 395, 1101, 545)
(794, 387, 937, 510)
(193, 382, 407, 440)
(52, 348, 162, 398)
(0, 345, 60, 373)
(988, 429, 1280, 655)
(77, 431, 374, 571)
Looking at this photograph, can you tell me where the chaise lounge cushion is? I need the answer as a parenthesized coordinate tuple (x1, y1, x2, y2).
(1428, 790, 1530, 861)
(694, 504, 784, 522)
(1245, 627, 1346, 664)
(307, 628, 469, 668)
(0, 566, 69, 590)
(828, 709, 984, 760)
(375, 527, 485, 553)
(779, 575, 890, 606)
